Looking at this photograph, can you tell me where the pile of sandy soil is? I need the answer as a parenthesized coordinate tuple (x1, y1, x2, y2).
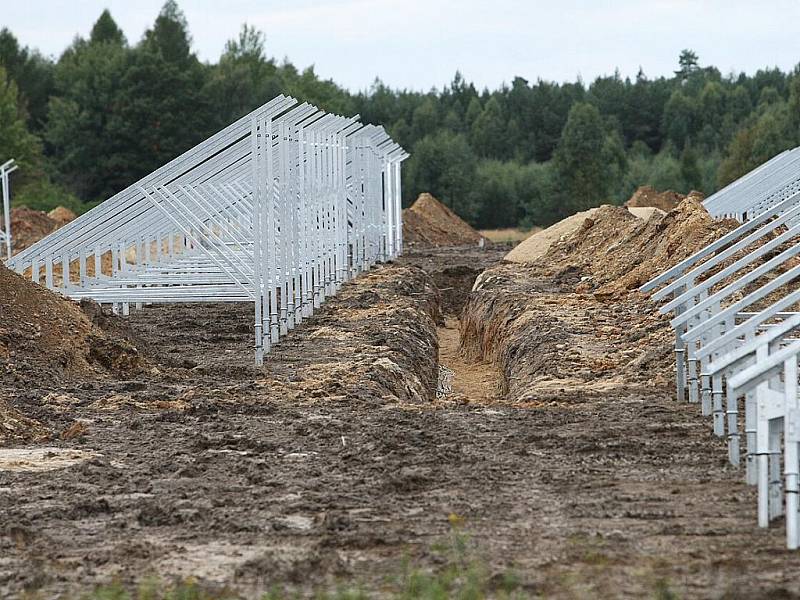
(627, 206, 666, 220)
(461, 198, 741, 399)
(541, 198, 739, 296)
(0, 263, 145, 386)
(9, 207, 57, 254)
(625, 185, 700, 212)
(47, 206, 77, 228)
(506, 205, 665, 264)
(505, 208, 601, 263)
(462, 264, 677, 396)
(402, 193, 486, 247)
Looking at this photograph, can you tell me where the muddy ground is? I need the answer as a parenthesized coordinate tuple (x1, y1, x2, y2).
(2, 246, 800, 599)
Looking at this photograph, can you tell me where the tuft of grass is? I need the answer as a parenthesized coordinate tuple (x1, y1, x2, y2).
(263, 586, 368, 600)
(77, 579, 239, 600)
(654, 578, 680, 600)
(394, 528, 524, 600)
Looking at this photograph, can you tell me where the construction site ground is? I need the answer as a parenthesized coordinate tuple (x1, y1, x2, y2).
(2, 245, 800, 599)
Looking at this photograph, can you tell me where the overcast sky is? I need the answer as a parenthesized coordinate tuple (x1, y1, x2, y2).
(3, 0, 799, 92)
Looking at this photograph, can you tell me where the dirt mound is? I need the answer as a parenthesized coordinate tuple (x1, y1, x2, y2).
(627, 206, 665, 221)
(625, 186, 680, 210)
(462, 198, 740, 399)
(540, 198, 739, 296)
(506, 205, 665, 264)
(624, 185, 697, 212)
(47, 206, 77, 228)
(402, 193, 486, 247)
(0, 263, 145, 384)
(462, 265, 676, 397)
(505, 207, 601, 263)
(9, 207, 57, 254)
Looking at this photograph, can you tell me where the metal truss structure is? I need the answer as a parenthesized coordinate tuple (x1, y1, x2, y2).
(7, 96, 408, 365)
(0, 159, 17, 260)
(641, 147, 800, 548)
(703, 147, 800, 221)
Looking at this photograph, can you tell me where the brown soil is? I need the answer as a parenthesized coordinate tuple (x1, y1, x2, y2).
(457, 196, 800, 597)
(461, 265, 675, 397)
(0, 263, 444, 598)
(0, 263, 145, 387)
(9, 207, 57, 254)
(3, 241, 800, 598)
(627, 205, 665, 220)
(625, 185, 702, 212)
(505, 207, 601, 263)
(0, 398, 49, 445)
(47, 205, 78, 228)
(506, 206, 664, 265)
(398, 244, 508, 316)
(540, 198, 740, 296)
(399, 246, 508, 405)
(402, 193, 487, 248)
(462, 198, 740, 399)
(437, 317, 502, 404)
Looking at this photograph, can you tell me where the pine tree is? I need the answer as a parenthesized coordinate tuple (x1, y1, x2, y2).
(470, 97, 507, 158)
(680, 145, 703, 191)
(90, 9, 126, 46)
(405, 130, 478, 219)
(552, 102, 613, 216)
(204, 24, 281, 127)
(0, 64, 43, 177)
(675, 49, 700, 81)
(144, 0, 193, 66)
(46, 38, 129, 199)
(0, 28, 54, 130)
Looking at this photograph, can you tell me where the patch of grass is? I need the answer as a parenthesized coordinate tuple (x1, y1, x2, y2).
(58, 558, 679, 600)
(393, 527, 524, 600)
(75, 578, 238, 600)
(653, 578, 680, 600)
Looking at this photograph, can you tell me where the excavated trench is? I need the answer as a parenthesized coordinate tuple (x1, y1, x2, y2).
(398, 246, 509, 404)
(410, 246, 800, 599)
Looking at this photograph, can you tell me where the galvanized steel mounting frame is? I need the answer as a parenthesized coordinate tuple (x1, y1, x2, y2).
(7, 96, 409, 366)
(642, 147, 800, 549)
(0, 158, 16, 261)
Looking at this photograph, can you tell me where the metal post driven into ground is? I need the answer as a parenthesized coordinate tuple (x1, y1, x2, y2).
(0, 159, 18, 261)
(639, 148, 800, 550)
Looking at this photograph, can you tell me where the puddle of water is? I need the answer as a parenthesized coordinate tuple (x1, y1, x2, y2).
(0, 447, 99, 472)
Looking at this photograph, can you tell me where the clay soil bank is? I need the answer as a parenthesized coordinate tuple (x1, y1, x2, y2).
(1, 248, 799, 598)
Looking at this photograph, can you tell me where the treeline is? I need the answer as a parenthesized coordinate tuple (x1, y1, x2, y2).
(1, 3, 800, 228)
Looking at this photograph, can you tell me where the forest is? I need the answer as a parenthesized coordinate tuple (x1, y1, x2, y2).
(1, 1, 800, 229)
